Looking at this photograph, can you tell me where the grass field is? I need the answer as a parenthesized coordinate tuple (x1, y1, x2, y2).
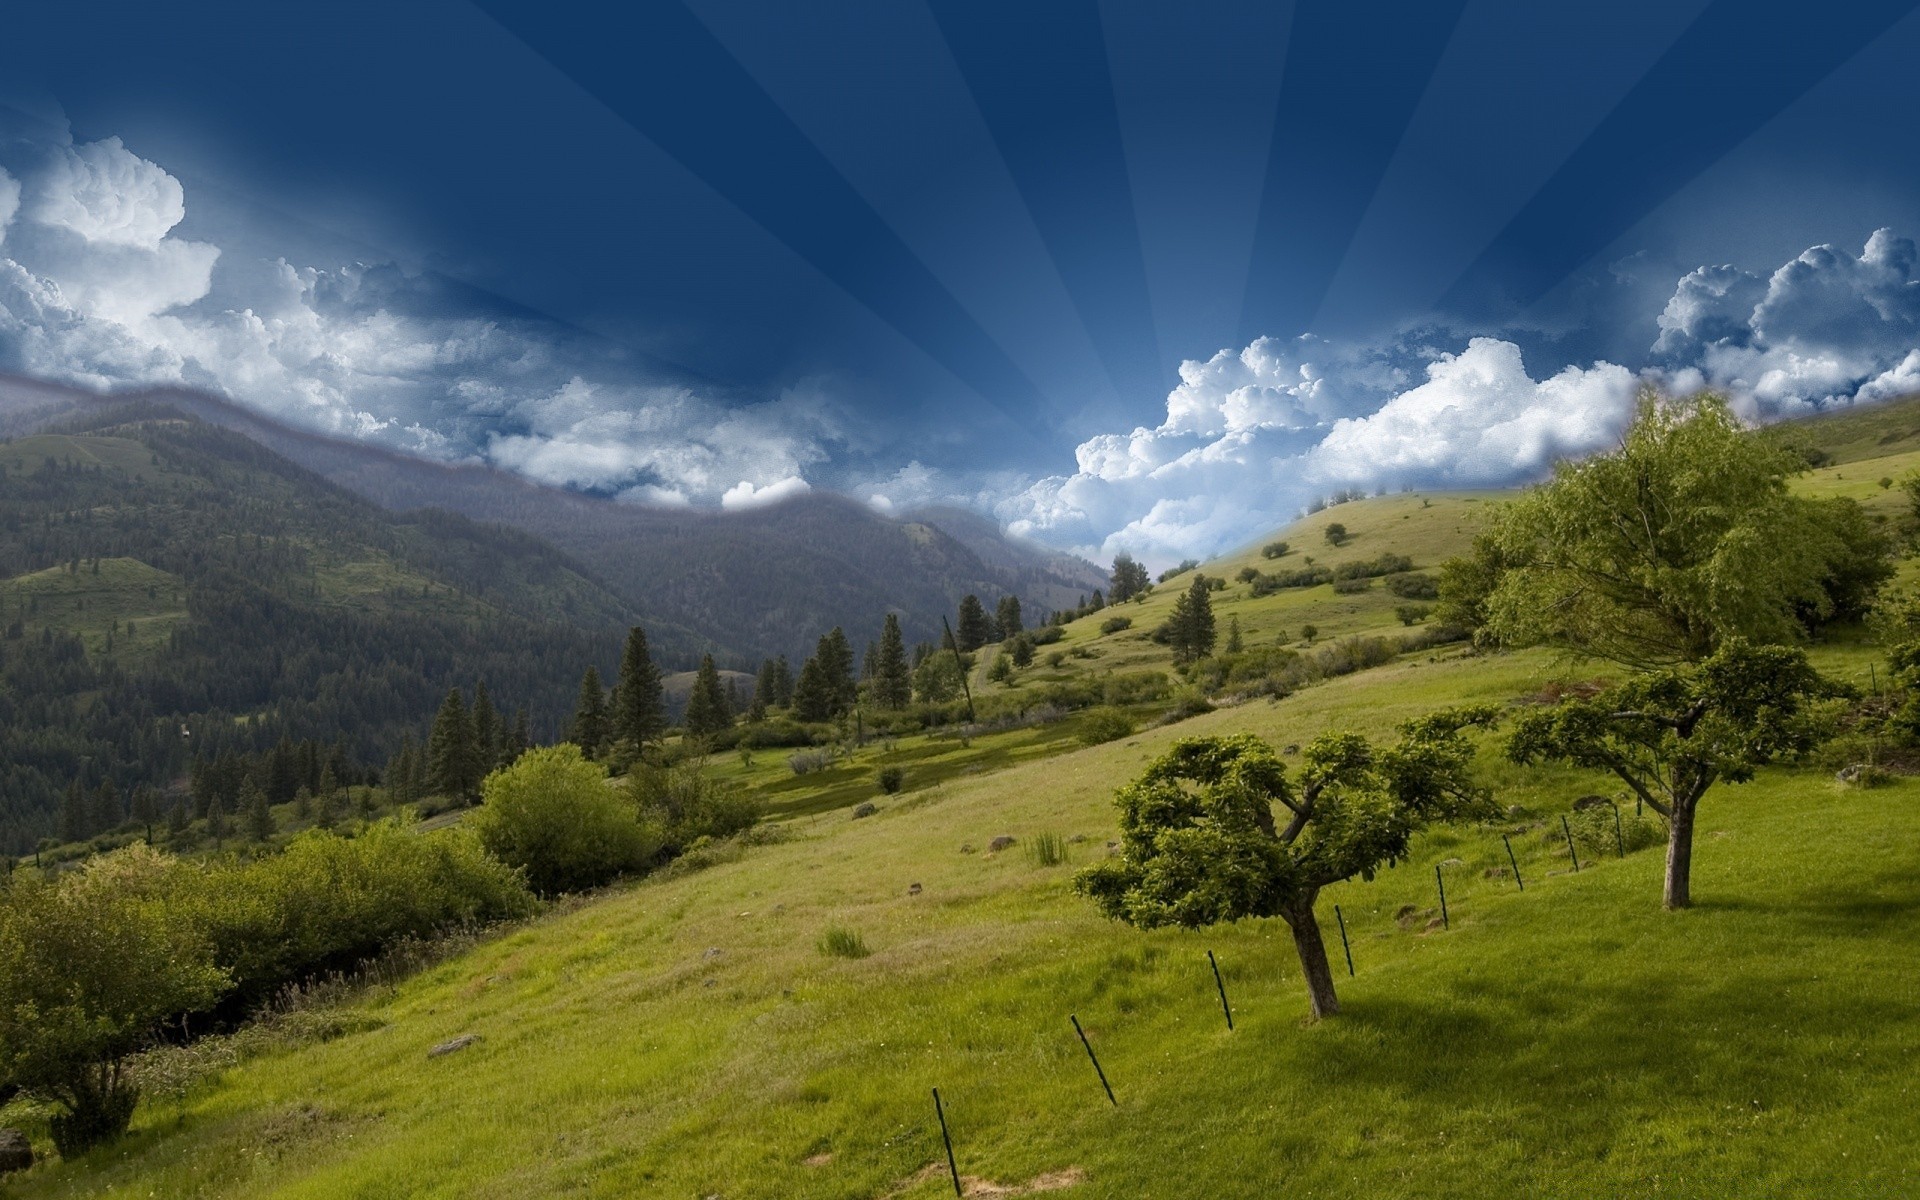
(6, 425, 1920, 1197)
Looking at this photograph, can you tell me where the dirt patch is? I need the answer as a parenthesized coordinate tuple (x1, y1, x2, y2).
(804, 1152, 834, 1167)
(1517, 678, 1609, 706)
(883, 1163, 1085, 1198)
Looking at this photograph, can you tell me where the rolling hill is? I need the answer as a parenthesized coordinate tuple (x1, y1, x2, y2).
(7, 399, 1917, 1197)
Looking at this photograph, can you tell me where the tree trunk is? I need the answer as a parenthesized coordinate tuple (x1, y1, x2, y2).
(1664, 799, 1696, 910)
(1283, 893, 1341, 1020)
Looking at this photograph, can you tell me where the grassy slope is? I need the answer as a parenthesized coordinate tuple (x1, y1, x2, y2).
(11, 451, 1920, 1198)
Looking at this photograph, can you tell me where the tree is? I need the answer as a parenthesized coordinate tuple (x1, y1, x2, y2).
(471, 681, 501, 771)
(1508, 640, 1828, 910)
(428, 687, 482, 803)
(871, 613, 913, 710)
(470, 745, 659, 896)
(166, 798, 189, 841)
(956, 595, 994, 652)
(995, 595, 1024, 640)
(1110, 553, 1151, 603)
(1261, 542, 1289, 560)
(571, 667, 609, 759)
(819, 628, 857, 714)
(683, 654, 733, 740)
(1163, 576, 1217, 665)
(0, 852, 226, 1154)
(1009, 633, 1035, 668)
(91, 781, 121, 836)
(791, 653, 836, 722)
(1323, 523, 1348, 546)
(614, 626, 665, 754)
(1225, 614, 1243, 655)
(316, 763, 342, 820)
(206, 797, 228, 847)
(1076, 711, 1495, 1019)
(242, 778, 274, 842)
(502, 710, 531, 767)
(1475, 392, 1886, 668)
(913, 650, 964, 703)
(59, 779, 87, 844)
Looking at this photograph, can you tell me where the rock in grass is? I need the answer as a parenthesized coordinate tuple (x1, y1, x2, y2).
(0, 1128, 32, 1173)
(428, 1034, 481, 1059)
(852, 802, 878, 819)
(908, 882, 922, 896)
(988, 835, 1016, 852)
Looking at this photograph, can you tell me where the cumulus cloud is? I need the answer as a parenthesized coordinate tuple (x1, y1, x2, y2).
(0, 114, 844, 509)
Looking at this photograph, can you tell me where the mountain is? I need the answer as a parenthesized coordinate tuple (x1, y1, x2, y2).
(0, 377, 1105, 664)
(0, 399, 641, 852)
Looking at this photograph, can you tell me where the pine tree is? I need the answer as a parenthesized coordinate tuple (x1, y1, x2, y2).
(91, 780, 121, 835)
(995, 595, 1024, 640)
(314, 782, 339, 830)
(267, 737, 300, 806)
(614, 626, 666, 753)
(1226, 614, 1244, 655)
(773, 656, 795, 707)
(1010, 634, 1034, 668)
(503, 710, 531, 766)
(428, 686, 482, 802)
(791, 653, 836, 723)
(1166, 576, 1218, 665)
(571, 667, 609, 759)
(167, 797, 189, 840)
(1110, 553, 1150, 603)
(820, 628, 857, 715)
(207, 796, 228, 846)
(683, 654, 733, 739)
(872, 613, 912, 709)
(317, 763, 341, 821)
(130, 784, 159, 831)
(956, 595, 993, 652)
(59, 778, 87, 843)
(753, 658, 781, 713)
(243, 778, 274, 842)
(472, 681, 500, 772)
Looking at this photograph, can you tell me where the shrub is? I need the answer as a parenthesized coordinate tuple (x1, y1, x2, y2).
(876, 765, 907, 794)
(1027, 832, 1067, 867)
(1566, 804, 1666, 857)
(1396, 604, 1432, 626)
(1236, 567, 1261, 583)
(1324, 522, 1347, 545)
(1100, 615, 1133, 635)
(629, 761, 760, 855)
(1332, 578, 1372, 594)
(818, 927, 871, 959)
(1046, 651, 1067, 668)
(1385, 571, 1439, 600)
(469, 746, 659, 896)
(1101, 671, 1171, 705)
(788, 748, 834, 775)
(1261, 541, 1289, 559)
(1030, 625, 1063, 646)
(1078, 706, 1135, 745)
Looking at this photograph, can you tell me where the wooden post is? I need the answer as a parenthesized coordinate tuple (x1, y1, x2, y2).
(1561, 815, 1580, 872)
(1610, 802, 1625, 858)
(1435, 864, 1449, 930)
(1503, 833, 1524, 891)
(1208, 950, 1233, 1031)
(932, 1088, 961, 1197)
(942, 616, 976, 725)
(1334, 904, 1355, 976)
(1071, 1015, 1117, 1106)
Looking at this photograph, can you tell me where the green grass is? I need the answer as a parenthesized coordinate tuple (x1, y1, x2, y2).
(7, 645, 1918, 1198)
(0, 556, 189, 660)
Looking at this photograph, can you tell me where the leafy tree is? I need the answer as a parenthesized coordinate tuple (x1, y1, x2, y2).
(871, 613, 913, 710)
(428, 687, 482, 802)
(470, 745, 658, 895)
(316, 763, 342, 820)
(995, 595, 1024, 640)
(683, 654, 734, 740)
(987, 650, 1014, 683)
(1475, 393, 1888, 667)
(1109, 553, 1150, 603)
(1163, 576, 1218, 665)
(1076, 710, 1495, 1019)
(956, 595, 994, 652)
(1508, 640, 1829, 909)
(1323, 522, 1348, 546)
(0, 852, 226, 1154)
(242, 778, 274, 842)
(471, 681, 501, 771)
(614, 626, 665, 754)
(1261, 541, 1289, 560)
(913, 650, 965, 703)
(1396, 604, 1431, 626)
(571, 667, 609, 759)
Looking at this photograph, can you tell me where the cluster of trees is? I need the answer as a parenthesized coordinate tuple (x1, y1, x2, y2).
(1082, 392, 1893, 1019)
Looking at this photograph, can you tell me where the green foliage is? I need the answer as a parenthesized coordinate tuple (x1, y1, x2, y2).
(628, 760, 760, 856)
(1261, 541, 1290, 559)
(994, 595, 1023, 639)
(470, 745, 656, 896)
(0, 848, 225, 1154)
(613, 627, 665, 753)
(1078, 707, 1135, 746)
(816, 926, 870, 959)
(870, 614, 912, 710)
(428, 687, 482, 802)
(1161, 576, 1217, 665)
(1385, 571, 1439, 600)
(875, 765, 906, 794)
(1396, 604, 1431, 627)
(956, 595, 994, 652)
(1324, 522, 1348, 546)
(1099, 615, 1133, 635)
(1477, 393, 1889, 667)
(912, 649, 965, 704)
(1109, 552, 1151, 603)
(1026, 831, 1066, 867)
(793, 628, 857, 722)
(571, 667, 609, 759)
(1507, 639, 1830, 907)
(683, 654, 734, 740)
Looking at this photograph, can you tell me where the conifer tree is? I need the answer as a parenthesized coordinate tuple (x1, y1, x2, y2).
(683, 654, 733, 739)
(207, 796, 228, 846)
(243, 778, 274, 842)
(167, 797, 189, 840)
(571, 667, 609, 759)
(314, 782, 338, 830)
(791, 653, 836, 723)
(995, 595, 1024, 640)
(1110, 553, 1150, 603)
(503, 710, 531, 766)
(614, 626, 666, 753)
(956, 595, 993, 652)
(267, 737, 300, 806)
(472, 681, 500, 771)
(428, 686, 482, 801)
(1166, 576, 1218, 665)
(820, 627, 858, 714)
(317, 763, 341, 819)
(59, 779, 87, 843)
(91, 780, 121, 835)
(871, 613, 913, 710)
(753, 658, 781, 713)
(130, 784, 159, 831)
(1226, 614, 1244, 654)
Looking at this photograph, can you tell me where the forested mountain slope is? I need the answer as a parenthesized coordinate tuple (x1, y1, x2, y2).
(0, 403, 639, 852)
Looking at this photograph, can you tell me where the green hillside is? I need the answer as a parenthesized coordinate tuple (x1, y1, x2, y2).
(7, 417, 1918, 1197)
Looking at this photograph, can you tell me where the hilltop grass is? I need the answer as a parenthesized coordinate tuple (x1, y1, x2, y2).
(6, 646, 1918, 1198)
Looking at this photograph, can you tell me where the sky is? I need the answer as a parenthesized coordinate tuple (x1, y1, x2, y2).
(2, 1, 1920, 566)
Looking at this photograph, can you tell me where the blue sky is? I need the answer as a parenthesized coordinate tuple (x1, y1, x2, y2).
(2, 1, 1919, 564)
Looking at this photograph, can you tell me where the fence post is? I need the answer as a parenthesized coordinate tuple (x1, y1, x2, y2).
(1334, 904, 1355, 976)
(1207, 950, 1233, 1031)
(1561, 815, 1581, 872)
(932, 1088, 961, 1198)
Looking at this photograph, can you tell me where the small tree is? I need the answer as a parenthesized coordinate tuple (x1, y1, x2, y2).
(956, 595, 994, 652)
(871, 613, 913, 710)
(1076, 711, 1495, 1019)
(570, 667, 609, 760)
(0, 850, 225, 1154)
(1508, 640, 1828, 909)
(1109, 553, 1151, 603)
(683, 654, 733, 740)
(428, 687, 482, 802)
(1323, 523, 1347, 546)
(1163, 576, 1217, 665)
(1225, 614, 1243, 654)
(242, 778, 274, 842)
(1261, 541, 1289, 560)
(995, 595, 1024, 640)
(470, 745, 657, 896)
(471, 681, 501, 771)
(614, 626, 665, 755)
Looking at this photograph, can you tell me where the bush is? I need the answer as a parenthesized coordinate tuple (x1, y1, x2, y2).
(1030, 625, 1063, 646)
(1236, 566, 1261, 583)
(1396, 604, 1432, 626)
(1385, 571, 1439, 600)
(1078, 706, 1135, 745)
(788, 748, 834, 775)
(1332, 553, 1413, 581)
(1566, 804, 1665, 858)
(469, 746, 659, 896)
(818, 927, 871, 959)
(876, 765, 907, 794)
(629, 761, 760, 855)
(1332, 577, 1372, 594)
(1027, 832, 1067, 867)
(1261, 541, 1289, 559)
(1046, 651, 1067, 669)
(1100, 615, 1133, 635)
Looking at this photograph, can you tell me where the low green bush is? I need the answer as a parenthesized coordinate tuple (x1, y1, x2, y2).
(470, 745, 660, 896)
(818, 927, 871, 959)
(1078, 706, 1135, 746)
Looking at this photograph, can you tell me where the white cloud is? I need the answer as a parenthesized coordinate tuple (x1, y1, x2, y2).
(0, 169, 19, 245)
(720, 475, 812, 510)
(29, 137, 186, 249)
